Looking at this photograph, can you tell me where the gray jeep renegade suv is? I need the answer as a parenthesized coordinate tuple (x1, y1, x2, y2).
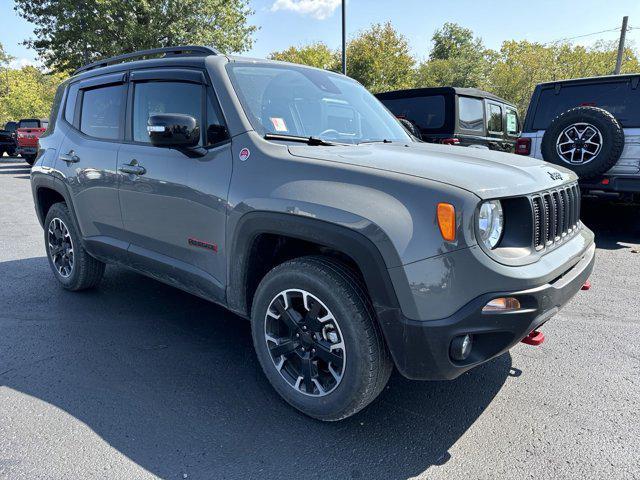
(31, 46, 595, 421)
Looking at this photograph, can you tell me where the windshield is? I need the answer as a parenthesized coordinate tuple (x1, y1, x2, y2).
(226, 63, 411, 144)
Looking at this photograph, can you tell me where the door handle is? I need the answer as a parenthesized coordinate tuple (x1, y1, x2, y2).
(59, 150, 80, 164)
(119, 160, 146, 176)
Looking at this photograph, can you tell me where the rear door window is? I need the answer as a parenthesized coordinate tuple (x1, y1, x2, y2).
(458, 96, 484, 133)
(487, 103, 503, 133)
(79, 84, 126, 140)
(533, 80, 640, 129)
(380, 95, 446, 130)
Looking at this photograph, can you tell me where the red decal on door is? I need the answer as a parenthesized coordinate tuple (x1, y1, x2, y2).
(188, 238, 218, 252)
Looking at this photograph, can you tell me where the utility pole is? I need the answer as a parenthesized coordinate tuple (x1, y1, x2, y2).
(614, 16, 629, 75)
(341, 0, 346, 75)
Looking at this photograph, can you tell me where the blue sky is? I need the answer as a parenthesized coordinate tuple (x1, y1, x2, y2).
(1, 0, 639, 67)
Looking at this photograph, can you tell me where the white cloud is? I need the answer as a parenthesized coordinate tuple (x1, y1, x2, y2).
(8, 58, 38, 69)
(271, 0, 341, 20)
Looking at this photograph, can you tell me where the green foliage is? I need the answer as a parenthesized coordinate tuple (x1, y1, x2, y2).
(0, 42, 14, 65)
(269, 42, 340, 71)
(486, 40, 640, 113)
(14, 0, 257, 73)
(0, 66, 66, 125)
(416, 22, 491, 89)
(345, 22, 415, 93)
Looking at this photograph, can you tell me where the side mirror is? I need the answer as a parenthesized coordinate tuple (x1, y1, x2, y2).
(147, 113, 200, 148)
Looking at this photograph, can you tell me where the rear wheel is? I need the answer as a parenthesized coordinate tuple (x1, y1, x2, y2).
(251, 256, 392, 421)
(44, 203, 105, 291)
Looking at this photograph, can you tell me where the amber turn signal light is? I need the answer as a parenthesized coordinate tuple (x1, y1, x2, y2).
(437, 203, 456, 242)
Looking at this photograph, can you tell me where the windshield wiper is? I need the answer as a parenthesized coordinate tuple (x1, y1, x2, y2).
(264, 133, 338, 146)
(358, 139, 393, 145)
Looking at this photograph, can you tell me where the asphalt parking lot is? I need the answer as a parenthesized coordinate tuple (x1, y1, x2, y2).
(0, 154, 639, 480)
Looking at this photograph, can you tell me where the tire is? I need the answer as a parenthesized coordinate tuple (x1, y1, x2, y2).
(541, 106, 624, 179)
(251, 256, 393, 421)
(24, 155, 36, 166)
(44, 202, 105, 291)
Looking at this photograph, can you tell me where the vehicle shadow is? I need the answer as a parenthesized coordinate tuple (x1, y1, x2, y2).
(0, 256, 512, 480)
(581, 198, 640, 249)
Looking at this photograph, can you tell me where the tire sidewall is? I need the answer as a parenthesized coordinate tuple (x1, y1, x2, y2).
(251, 264, 373, 419)
(44, 203, 83, 289)
(541, 107, 623, 178)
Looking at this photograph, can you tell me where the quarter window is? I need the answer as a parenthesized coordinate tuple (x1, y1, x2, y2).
(380, 95, 446, 130)
(206, 93, 228, 146)
(64, 84, 80, 124)
(506, 109, 519, 136)
(79, 84, 125, 140)
(458, 97, 484, 132)
(133, 82, 202, 144)
(488, 104, 503, 133)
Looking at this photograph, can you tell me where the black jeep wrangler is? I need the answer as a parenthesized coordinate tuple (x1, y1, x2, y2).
(376, 87, 521, 152)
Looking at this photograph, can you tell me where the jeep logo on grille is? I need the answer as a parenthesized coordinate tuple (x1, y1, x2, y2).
(547, 171, 563, 181)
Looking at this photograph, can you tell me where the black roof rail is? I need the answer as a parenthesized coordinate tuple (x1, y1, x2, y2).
(73, 45, 220, 75)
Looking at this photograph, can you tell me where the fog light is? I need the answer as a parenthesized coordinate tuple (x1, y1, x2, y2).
(450, 334, 473, 361)
(482, 297, 521, 312)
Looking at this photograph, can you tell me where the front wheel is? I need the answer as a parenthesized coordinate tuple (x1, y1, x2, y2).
(251, 256, 392, 421)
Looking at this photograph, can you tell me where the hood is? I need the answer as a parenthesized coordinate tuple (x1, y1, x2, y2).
(288, 142, 577, 199)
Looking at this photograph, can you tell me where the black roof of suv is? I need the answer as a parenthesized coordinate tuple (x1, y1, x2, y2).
(522, 73, 640, 133)
(376, 87, 520, 153)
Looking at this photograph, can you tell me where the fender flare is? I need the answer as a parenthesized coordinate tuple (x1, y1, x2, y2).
(31, 172, 80, 231)
(226, 211, 404, 319)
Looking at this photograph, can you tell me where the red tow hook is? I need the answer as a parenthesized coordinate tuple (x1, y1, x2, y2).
(581, 280, 591, 290)
(521, 330, 545, 346)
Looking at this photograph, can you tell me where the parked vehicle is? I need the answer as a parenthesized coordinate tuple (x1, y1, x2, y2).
(0, 121, 18, 157)
(31, 46, 594, 421)
(16, 118, 49, 165)
(376, 87, 521, 152)
(516, 74, 640, 199)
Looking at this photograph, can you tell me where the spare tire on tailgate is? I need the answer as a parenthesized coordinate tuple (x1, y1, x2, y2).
(540, 106, 624, 179)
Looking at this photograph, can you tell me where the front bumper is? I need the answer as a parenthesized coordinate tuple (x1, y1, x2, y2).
(380, 241, 595, 380)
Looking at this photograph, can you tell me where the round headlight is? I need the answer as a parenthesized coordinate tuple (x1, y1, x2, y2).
(478, 200, 503, 249)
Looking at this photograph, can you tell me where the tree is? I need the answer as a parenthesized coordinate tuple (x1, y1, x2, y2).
(0, 42, 14, 65)
(0, 42, 15, 99)
(486, 40, 640, 113)
(269, 42, 340, 71)
(415, 22, 491, 89)
(346, 22, 415, 93)
(14, 0, 257, 73)
(0, 66, 66, 124)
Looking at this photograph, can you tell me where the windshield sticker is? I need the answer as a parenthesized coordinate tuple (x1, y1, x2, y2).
(270, 117, 288, 132)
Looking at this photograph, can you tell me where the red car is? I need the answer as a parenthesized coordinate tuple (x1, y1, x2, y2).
(16, 118, 48, 165)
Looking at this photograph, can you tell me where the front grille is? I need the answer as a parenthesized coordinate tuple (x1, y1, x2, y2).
(532, 183, 581, 250)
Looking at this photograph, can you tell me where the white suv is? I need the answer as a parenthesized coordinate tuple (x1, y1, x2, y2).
(516, 74, 640, 199)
